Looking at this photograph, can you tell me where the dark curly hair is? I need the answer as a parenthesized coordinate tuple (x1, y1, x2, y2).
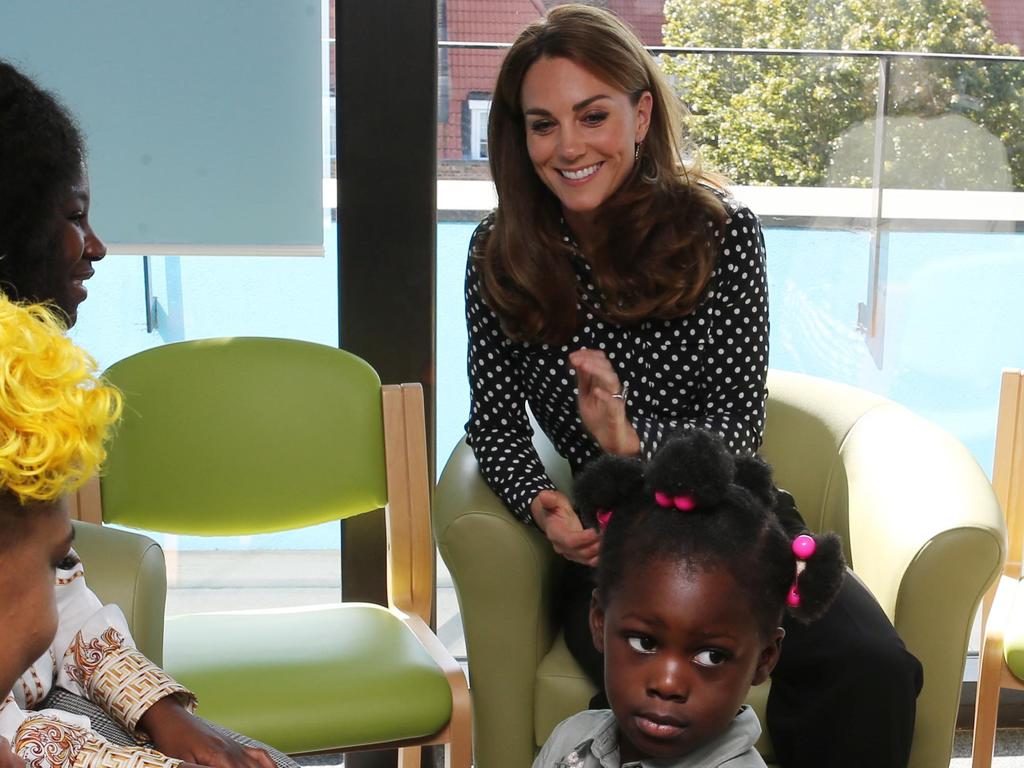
(0, 60, 85, 306)
(574, 430, 846, 635)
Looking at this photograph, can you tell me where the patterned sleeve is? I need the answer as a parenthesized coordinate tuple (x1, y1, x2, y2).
(49, 557, 195, 739)
(13, 715, 182, 768)
(464, 216, 556, 524)
(634, 204, 769, 458)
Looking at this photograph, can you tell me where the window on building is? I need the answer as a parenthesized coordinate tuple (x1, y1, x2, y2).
(468, 98, 490, 160)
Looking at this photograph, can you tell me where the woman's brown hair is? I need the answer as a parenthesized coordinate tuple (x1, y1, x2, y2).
(478, 4, 728, 344)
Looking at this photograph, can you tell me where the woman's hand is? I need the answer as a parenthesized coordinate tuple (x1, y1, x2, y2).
(569, 349, 640, 456)
(140, 696, 275, 768)
(0, 737, 25, 768)
(530, 490, 600, 567)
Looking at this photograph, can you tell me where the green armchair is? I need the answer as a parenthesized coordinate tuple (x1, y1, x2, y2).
(433, 369, 1006, 768)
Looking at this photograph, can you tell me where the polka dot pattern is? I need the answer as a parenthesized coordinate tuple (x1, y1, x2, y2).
(464, 195, 769, 523)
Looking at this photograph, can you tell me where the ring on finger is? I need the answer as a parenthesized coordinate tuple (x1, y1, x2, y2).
(610, 382, 629, 401)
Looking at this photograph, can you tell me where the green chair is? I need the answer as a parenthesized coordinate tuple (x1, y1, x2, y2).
(78, 337, 471, 767)
(972, 368, 1024, 768)
(433, 369, 1005, 768)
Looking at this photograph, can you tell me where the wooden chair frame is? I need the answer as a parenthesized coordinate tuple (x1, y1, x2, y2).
(972, 369, 1024, 768)
(74, 382, 471, 768)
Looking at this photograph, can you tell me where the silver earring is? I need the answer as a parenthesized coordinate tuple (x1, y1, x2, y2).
(634, 141, 642, 161)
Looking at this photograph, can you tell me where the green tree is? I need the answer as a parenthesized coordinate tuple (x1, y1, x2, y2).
(661, 0, 1024, 189)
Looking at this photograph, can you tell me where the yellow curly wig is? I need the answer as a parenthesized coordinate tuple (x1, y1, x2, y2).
(0, 296, 122, 502)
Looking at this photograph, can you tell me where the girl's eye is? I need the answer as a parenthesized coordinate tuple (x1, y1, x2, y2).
(627, 635, 657, 654)
(694, 648, 729, 668)
(56, 552, 81, 571)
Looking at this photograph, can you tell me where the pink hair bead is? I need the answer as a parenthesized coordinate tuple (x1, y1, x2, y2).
(654, 491, 672, 507)
(787, 585, 801, 607)
(792, 534, 816, 560)
(674, 495, 695, 511)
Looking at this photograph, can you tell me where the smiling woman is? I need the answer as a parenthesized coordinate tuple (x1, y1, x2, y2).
(462, 4, 924, 768)
(0, 61, 104, 328)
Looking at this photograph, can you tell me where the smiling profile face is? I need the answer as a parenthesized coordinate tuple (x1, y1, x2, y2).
(44, 169, 106, 327)
(520, 56, 651, 242)
(590, 558, 782, 762)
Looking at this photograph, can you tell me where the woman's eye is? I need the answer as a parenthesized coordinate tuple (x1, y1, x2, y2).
(528, 119, 554, 134)
(582, 111, 608, 125)
(694, 649, 729, 668)
(56, 552, 81, 570)
(627, 635, 657, 654)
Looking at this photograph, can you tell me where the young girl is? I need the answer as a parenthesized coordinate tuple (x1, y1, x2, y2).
(533, 430, 846, 767)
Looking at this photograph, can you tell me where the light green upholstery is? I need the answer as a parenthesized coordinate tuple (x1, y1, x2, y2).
(163, 604, 453, 754)
(1002, 583, 1024, 677)
(96, 338, 464, 758)
(69, 521, 167, 665)
(433, 369, 1005, 768)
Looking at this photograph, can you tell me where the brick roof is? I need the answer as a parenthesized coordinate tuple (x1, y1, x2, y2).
(983, 0, 1024, 51)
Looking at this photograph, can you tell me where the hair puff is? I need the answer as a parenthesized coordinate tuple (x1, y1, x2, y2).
(644, 429, 735, 508)
(574, 454, 645, 529)
(0, 296, 122, 502)
(733, 453, 777, 508)
(788, 532, 846, 624)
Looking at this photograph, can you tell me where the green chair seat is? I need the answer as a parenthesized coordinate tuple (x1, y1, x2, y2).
(163, 603, 453, 754)
(1002, 581, 1024, 680)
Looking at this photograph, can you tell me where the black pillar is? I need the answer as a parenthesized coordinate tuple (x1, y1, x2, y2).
(336, 2, 438, 766)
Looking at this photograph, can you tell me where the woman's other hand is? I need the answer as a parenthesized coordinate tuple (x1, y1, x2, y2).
(0, 737, 25, 768)
(140, 696, 276, 768)
(530, 490, 600, 567)
(569, 349, 640, 456)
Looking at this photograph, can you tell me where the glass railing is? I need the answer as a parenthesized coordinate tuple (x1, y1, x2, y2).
(435, 43, 1024, 478)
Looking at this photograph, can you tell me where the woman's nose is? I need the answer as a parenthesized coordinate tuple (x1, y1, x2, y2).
(557, 126, 584, 162)
(85, 226, 107, 261)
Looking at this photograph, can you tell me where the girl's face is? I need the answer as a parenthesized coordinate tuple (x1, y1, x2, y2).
(0, 498, 74, 697)
(590, 559, 782, 762)
(520, 56, 651, 240)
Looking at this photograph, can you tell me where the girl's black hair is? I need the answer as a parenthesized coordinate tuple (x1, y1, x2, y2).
(575, 430, 846, 635)
(0, 60, 85, 303)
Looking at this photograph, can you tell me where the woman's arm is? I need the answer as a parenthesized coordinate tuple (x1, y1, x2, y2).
(464, 219, 601, 563)
(463, 219, 557, 523)
(47, 558, 195, 739)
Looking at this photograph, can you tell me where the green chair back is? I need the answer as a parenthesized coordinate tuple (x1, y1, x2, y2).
(101, 337, 387, 535)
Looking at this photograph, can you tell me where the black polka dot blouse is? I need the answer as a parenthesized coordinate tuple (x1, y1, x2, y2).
(464, 196, 769, 524)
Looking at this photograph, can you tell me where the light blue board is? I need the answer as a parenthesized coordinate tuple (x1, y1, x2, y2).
(0, 0, 323, 251)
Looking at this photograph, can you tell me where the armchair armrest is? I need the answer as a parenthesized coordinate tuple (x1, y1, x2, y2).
(434, 438, 562, 768)
(70, 521, 168, 665)
(837, 405, 1005, 768)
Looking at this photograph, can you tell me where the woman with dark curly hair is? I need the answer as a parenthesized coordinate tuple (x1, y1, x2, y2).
(0, 60, 294, 768)
(464, 5, 922, 767)
(0, 61, 103, 326)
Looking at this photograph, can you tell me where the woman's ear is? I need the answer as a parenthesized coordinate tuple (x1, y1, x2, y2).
(589, 589, 606, 654)
(752, 627, 785, 685)
(635, 90, 653, 143)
